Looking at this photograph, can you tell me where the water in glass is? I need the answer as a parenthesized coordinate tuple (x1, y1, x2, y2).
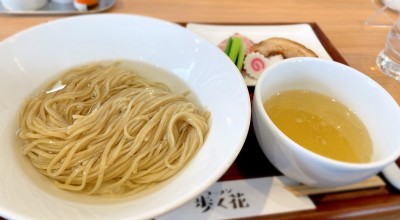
(377, 19, 400, 80)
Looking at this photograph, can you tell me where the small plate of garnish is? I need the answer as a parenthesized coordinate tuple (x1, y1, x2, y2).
(186, 23, 334, 86)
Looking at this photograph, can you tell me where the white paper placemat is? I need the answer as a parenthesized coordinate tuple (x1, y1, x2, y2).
(157, 177, 315, 220)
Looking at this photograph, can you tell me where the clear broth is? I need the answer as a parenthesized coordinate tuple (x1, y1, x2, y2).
(264, 90, 372, 163)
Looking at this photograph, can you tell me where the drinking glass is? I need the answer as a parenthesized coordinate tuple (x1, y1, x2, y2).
(377, 18, 400, 80)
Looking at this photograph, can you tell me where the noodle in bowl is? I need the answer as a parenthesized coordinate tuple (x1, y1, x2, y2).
(0, 14, 250, 219)
(18, 61, 210, 196)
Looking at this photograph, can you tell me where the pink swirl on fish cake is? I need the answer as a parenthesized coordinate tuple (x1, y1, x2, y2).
(244, 52, 269, 79)
(251, 57, 266, 71)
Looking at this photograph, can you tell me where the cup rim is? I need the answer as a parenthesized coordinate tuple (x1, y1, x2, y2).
(254, 57, 400, 170)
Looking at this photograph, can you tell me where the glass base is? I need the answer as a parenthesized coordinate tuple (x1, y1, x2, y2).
(377, 51, 400, 81)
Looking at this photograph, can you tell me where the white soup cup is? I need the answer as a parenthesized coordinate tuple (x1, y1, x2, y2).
(252, 57, 400, 187)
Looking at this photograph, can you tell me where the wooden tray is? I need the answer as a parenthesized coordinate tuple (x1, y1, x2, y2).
(185, 23, 400, 219)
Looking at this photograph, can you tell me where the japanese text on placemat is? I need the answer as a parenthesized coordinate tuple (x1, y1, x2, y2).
(195, 189, 250, 212)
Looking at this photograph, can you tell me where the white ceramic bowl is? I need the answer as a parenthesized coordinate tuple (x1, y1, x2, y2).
(1, 0, 47, 11)
(252, 57, 400, 187)
(0, 14, 251, 219)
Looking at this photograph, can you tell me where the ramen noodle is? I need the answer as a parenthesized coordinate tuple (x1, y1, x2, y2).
(17, 62, 210, 196)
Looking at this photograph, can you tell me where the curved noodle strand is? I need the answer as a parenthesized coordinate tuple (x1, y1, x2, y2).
(18, 62, 209, 196)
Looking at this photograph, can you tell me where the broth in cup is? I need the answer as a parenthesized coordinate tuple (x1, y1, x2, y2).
(264, 89, 373, 164)
(252, 57, 400, 187)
